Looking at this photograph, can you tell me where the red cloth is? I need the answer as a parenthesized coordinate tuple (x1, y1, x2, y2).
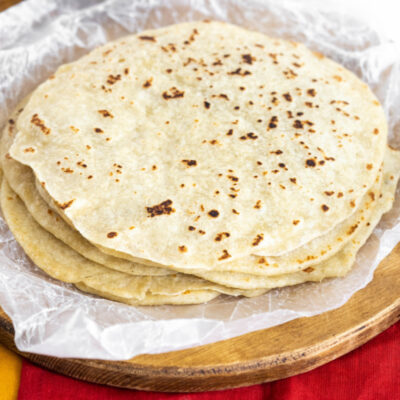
(18, 322, 399, 400)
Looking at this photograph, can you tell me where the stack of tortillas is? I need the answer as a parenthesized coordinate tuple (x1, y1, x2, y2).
(1, 21, 399, 305)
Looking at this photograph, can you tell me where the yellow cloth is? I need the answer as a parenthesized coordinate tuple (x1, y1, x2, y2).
(0, 343, 21, 400)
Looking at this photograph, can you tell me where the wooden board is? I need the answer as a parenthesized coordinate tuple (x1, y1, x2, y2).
(0, 242, 399, 392)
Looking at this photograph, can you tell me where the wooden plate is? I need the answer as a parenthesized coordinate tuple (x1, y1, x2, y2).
(0, 243, 399, 392)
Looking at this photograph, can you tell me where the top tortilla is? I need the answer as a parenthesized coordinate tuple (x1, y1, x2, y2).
(10, 21, 387, 269)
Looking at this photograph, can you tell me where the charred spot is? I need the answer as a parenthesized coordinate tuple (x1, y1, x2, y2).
(124, 68, 129, 75)
(214, 232, 230, 241)
(232, 208, 239, 214)
(268, 116, 278, 129)
(307, 88, 316, 97)
(139, 35, 156, 42)
(306, 159, 316, 167)
(278, 163, 285, 168)
(227, 175, 239, 182)
(226, 129, 233, 136)
(247, 132, 258, 139)
(98, 109, 114, 118)
(182, 159, 197, 167)
(31, 114, 51, 135)
(23, 147, 35, 153)
(368, 192, 375, 201)
(208, 209, 219, 218)
(303, 267, 315, 273)
(143, 78, 153, 88)
(219, 94, 229, 100)
(293, 220, 300, 225)
(242, 54, 255, 64)
(347, 224, 359, 235)
(107, 232, 118, 238)
(188, 226, 196, 231)
(106, 74, 121, 85)
(321, 204, 329, 212)
(228, 68, 251, 76)
(337, 192, 344, 198)
(254, 200, 262, 209)
(218, 249, 231, 260)
(146, 199, 175, 217)
(366, 163, 373, 170)
(350, 200, 355, 208)
(57, 199, 74, 210)
(282, 92, 292, 102)
(324, 191, 334, 196)
(204, 101, 211, 109)
(178, 245, 187, 253)
(283, 68, 297, 78)
(252, 233, 264, 246)
(293, 120, 303, 129)
(162, 87, 185, 100)
(373, 128, 379, 135)
(94, 128, 103, 133)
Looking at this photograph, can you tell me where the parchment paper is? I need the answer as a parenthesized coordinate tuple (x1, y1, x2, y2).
(0, 0, 399, 360)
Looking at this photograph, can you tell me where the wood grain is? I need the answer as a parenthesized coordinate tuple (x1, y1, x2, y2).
(0, 242, 399, 392)
(0, 0, 21, 12)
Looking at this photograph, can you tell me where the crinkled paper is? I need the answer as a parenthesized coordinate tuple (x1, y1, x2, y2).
(0, 0, 399, 360)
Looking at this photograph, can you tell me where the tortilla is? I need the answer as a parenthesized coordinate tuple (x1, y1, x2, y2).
(0, 179, 269, 304)
(10, 21, 386, 271)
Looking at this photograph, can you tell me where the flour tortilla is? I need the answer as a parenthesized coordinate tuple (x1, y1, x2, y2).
(195, 148, 400, 288)
(1, 109, 384, 278)
(2, 162, 398, 303)
(2, 107, 386, 279)
(0, 101, 172, 276)
(0, 179, 269, 304)
(10, 21, 387, 270)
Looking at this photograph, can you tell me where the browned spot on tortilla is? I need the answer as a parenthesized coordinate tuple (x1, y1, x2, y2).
(347, 224, 359, 235)
(106, 74, 121, 85)
(98, 109, 114, 118)
(146, 199, 175, 217)
(143, 78, 153, 88)
(107, 232, 118, 238)
(181, 159, 197, 167)
(303, 266, 315, 273)
(56, 199, 74, 210)
(368, 192, 375, 201)
(31, 114, 51, 135)
(208, 209, 219, 218)
(178, 245, 187, 253)
(162, 87, 185, 99)
(252, 233, 264, 246)
(218, 249, 231, 260)
(214, 232, 230, 242)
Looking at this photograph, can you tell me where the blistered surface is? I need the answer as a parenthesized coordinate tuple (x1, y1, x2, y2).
(0, 0, 399, 360)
